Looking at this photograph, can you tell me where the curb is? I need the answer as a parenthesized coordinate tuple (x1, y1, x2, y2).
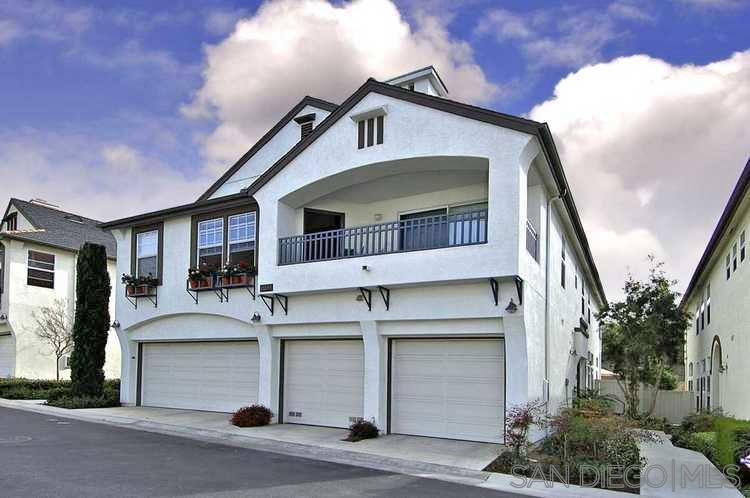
(0, 399, 635, 498)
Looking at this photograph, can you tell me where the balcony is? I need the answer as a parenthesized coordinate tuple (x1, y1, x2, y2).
(278, 208, 488, 265)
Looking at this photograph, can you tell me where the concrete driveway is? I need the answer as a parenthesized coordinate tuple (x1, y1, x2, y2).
(82, 405, 502, 470)
(0, 406, 519, 498)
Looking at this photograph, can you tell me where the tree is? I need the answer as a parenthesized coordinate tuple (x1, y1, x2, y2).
(31, 299, 74, 380)
(69, 243, 111, 397)
(598, 257, 690, 419)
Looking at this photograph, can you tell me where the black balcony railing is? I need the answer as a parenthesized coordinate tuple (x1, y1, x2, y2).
(278, 208, 488, 265)
(526, 220, 538, 261)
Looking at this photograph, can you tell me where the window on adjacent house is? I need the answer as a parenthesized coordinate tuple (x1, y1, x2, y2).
(733, 242, 738, 272)
(695, 306, 700, 335)
(581, 280, 585, 316)
(228, 212, 256, 267)
(741, 230, 746, 262)
(700, 298, 705, 330)
(561, 236, 566, 289)
(587, 296, 591, 324)
(726, 253, 731, 280)
(706, 283, 711, 325)
(136, 230, 158, 278)
(27, 250, 55, 289)
(197, 218, 224, 269)
(357, 115, 384, 149)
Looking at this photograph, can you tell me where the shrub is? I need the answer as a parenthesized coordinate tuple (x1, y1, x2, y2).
(345, 419, 379, 442)
(46, 393, 120, 409)
(505, 399, 546, 461)
(230, 405, 273, 427)
(659, 368, 678, 390)
(572, 389, 616, 417)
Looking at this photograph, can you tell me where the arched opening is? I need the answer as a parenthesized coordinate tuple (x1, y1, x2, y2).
(710, 336, 723, 411)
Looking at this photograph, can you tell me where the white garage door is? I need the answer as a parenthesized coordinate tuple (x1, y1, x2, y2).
(0, 334, 14, 378)
(283, 339, 364, 428)
(141, 341, 259, 412)
(391, 338, 505, 443)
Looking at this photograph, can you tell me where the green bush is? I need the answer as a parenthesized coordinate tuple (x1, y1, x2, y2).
(345, 419, 379, 442)
(0, 378, 120, 400)
(659, 368, 678, 390)
(684, 432, 718, 463)
(714, 417, 750, 468)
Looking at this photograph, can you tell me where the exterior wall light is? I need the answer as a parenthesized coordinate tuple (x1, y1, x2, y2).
(505, 299, 517, 313)
(0, 313, 6, 321)
(111, 320, 120, 328)
(251, 312, 261, 323)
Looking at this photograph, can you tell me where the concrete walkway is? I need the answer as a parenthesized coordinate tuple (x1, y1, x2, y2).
(639, 431, 742, 497)
(4, 399, 733, 498)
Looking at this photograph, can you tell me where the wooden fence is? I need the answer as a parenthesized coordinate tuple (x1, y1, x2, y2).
(599, 379, 695, 424)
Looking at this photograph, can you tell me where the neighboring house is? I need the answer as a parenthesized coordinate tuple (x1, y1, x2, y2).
(0, 198, 121, 379)
(682, 157, 750, 419)
(101, 66, 605, 443)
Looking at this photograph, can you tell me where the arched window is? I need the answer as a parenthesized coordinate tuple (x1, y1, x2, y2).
(689, 362, 693, 377)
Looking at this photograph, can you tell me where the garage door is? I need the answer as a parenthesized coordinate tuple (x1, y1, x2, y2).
(390, 338, 505, 443)
(0, 334, 14, 378)
(283, 339, 364, 428)
(141, 341, 259, 412)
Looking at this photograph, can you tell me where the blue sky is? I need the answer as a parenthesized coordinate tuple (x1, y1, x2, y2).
(1, 0, 749, 296)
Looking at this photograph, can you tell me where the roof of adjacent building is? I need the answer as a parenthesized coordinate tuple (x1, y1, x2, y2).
(1, 199, 116, 258)
(681, 157, 750, 308)
(99, 74, 607, 304)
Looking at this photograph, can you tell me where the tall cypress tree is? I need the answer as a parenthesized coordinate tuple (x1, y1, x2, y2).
(70, 243, 111, 397)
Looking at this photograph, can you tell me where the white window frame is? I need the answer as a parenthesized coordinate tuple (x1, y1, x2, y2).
(197, 218, 224, 266)
(228, 212, 256, 264)
(135, 230, 159, 278)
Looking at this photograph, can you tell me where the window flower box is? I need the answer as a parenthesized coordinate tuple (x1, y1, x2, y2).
(218, 262, 256, 288)
(122, 274, 157, 296)
(189, 277, 213, 289)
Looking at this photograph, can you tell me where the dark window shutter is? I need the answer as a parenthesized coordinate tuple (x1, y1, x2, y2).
(357, 120, 365, 149)
(367, 118, 374, 147)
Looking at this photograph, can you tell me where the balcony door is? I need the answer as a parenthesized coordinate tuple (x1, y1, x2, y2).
(399, 208, 448, 251)
(303, 209, 345, 261)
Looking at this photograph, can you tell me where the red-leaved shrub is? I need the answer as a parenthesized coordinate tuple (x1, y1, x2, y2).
(231, 405, 273, 427)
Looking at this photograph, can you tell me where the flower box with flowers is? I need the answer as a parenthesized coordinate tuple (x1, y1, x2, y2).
(188, 266, 215, 289)
(122, 274, 158, 297)
(218, 262, 257, 287)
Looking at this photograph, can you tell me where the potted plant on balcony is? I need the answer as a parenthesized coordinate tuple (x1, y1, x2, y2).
(187, 265, 214, 289)
(122, 273, 157, 296)
(219, 261, 256, 287)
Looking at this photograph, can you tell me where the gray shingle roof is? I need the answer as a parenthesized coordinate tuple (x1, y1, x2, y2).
(2, 199, 116, 258)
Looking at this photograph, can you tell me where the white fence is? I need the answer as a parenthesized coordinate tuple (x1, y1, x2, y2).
(599, 379, 695, 424)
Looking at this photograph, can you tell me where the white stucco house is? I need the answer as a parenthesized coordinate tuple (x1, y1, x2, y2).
(682, 157, 750, 419)
(101, 67, 605, 443)
(0, 198, 121, 379)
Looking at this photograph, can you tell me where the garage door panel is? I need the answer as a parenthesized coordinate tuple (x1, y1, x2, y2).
(391, 338, 505, 443)
(142, 341, 259, 413)
(284, 340, 364, 428)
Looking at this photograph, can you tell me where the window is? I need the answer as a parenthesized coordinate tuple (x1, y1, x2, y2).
(581, 280, 585, 316)
(136, 230, 158, 278)
(706, 283, 711, 325)
(741, 230, 746, 262)
(27, 250, 55, 288)
(197, 218, 224, 269)
(192, 208, 258, 270)
(733, 242, 738, 272)
(726, 253, 731, 280)
(228, 212, 256, 266)
(130, 224, 163, 283)
(3, 212, 17, 231)
(700, 293, 705, 331)
(357, 116, 384, 149)
(561, 236, 566, 288)
(695, 305, 700, 335)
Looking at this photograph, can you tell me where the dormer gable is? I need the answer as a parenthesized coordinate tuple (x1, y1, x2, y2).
(385, 66, 449, 98)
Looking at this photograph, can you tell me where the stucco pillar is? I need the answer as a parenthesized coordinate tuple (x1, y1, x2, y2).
(115, 330, 137, 406)
(255, 325, 279, 421)
(361, 320, 386, 429)
(503, 313, 530, 409)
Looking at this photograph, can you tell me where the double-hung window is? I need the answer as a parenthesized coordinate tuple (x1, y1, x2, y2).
(197, 218, 224, 269)
(726, 253, 731, 280)
(706, 283, 711, 325)
(228, 212, 256, 266)
(741, 230, 746, 262)
(733, 243, 738, 272)
(136, 230, 158, 278)
(561, 236, 567, 289)
(27, 250, 55, 289)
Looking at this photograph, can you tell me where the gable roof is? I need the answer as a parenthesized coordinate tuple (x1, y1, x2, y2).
(1, 199, 116, 258)
(681, 157, 750, 308)
(240, 77, 607, 304)
(196, 96, 338, 202)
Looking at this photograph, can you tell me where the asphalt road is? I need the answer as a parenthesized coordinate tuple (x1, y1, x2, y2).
(0, 407, 520, 498)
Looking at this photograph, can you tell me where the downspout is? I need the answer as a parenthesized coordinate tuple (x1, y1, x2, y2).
(544, 187, 567, 414)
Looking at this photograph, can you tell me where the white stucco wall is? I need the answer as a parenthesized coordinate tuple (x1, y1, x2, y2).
(0, 239, 121, 379)
(684, 192, 750, 419)
(209, 104, 333, 199)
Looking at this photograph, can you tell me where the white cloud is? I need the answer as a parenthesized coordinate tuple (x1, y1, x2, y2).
(0, 18, 20, 45)
(0, 129, 208, 222)
(183, 0, 498, 174)
(530, 51, 750, 298)
(0, 0, 92, 44)
(676, 0, 748, 9)
(475, 3, 652, 69)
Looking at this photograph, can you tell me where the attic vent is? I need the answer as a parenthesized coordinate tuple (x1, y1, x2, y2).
(293, 113, 316, 140)
(64, 215, 84, 224)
